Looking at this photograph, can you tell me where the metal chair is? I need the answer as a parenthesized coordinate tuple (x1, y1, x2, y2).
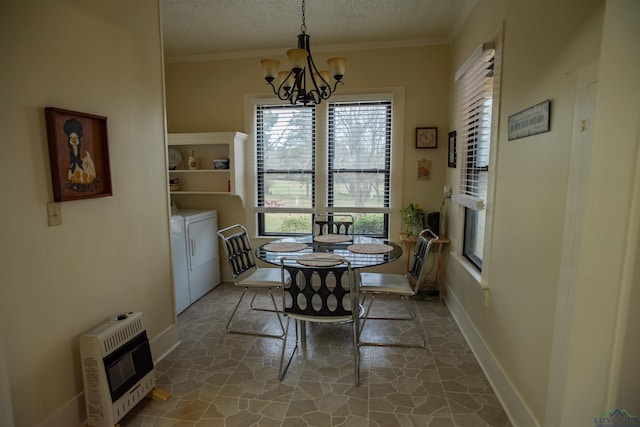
(278, 257, 360, 386)
(217, 224, 288, 339)
(312, 213, 355, 242)
(358, 228, 437, 348)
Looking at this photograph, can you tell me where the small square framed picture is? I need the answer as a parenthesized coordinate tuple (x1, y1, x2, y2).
(416, 127, 437, 149)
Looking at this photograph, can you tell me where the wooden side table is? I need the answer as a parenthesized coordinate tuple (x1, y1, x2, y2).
(399, 233, 450, 303)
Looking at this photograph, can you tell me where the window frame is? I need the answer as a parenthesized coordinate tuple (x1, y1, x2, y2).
(250, 91, 404, 239)
(327, 100, 392, 238)
(453, 41, 501, 273)
(255, 104, 316, 236)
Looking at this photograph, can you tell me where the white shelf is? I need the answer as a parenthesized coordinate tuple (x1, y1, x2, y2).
(169, 169, 231, 173)
(167, 131, 246, 201)
(170, 191, 232, 195)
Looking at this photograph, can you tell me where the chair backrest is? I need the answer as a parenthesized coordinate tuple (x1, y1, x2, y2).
(313, 213, 355, 237)
(407, 229, 437, 293)
(217, 224, 258, 283)
(280, 258, 359, 323)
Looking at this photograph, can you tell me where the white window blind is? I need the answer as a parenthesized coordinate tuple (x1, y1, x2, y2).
(454, 44, 495, 211)
(255, 105, 315, 234)
(327, 101, 391, 212)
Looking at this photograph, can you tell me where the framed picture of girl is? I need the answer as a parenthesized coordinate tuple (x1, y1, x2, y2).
(45, 107, 112, 202)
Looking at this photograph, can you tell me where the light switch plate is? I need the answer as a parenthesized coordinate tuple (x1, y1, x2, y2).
(47, 202, 62, 226)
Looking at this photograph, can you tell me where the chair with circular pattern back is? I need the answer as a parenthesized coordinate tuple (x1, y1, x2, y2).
(278, 256, 360, 386)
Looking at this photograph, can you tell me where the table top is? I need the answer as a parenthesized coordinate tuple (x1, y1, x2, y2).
(255, 235, 403, 269)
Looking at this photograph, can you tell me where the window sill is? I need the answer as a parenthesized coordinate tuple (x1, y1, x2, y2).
(451, 252, 490, 305)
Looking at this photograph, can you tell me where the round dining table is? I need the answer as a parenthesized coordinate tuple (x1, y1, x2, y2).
(255, 234, 403, 269)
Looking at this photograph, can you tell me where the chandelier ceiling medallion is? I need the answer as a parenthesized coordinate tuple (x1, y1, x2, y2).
(260, 0, 347, 106)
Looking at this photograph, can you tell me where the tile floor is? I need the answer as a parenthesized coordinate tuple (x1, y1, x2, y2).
(120, 283, 511, 426)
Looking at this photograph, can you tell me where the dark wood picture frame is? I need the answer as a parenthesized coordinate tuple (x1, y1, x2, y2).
(448, 131, 457, 168)
(45, 107, 112, 202)
(416, 127, 437, 149)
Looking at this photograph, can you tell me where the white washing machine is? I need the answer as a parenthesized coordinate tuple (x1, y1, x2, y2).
(170, 215, 190, 314)
(178, 209, 221, 305)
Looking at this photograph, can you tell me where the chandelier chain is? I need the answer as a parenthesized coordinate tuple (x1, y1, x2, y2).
(300, 0, 307, 34)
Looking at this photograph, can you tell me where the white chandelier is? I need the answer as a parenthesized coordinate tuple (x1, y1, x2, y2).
(260, 0, 347, 106)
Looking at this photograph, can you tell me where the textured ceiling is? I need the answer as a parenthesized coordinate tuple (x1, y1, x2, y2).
(161, 0, 475, 61)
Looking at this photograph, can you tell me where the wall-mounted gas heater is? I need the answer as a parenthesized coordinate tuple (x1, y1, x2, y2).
(80, 312, 156, 427)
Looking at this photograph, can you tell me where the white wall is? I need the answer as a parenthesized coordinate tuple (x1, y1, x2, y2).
(446, 0, 640, 425)
(0, 1, 176, 425)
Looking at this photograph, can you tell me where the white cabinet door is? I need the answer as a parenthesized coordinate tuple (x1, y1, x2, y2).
(171, 218, 190, 315)
(187, 217, 217, 271)
(186, 215, 220, 303)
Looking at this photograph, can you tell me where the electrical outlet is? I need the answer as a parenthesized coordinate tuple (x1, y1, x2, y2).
(47, 202, 62, 226)
(443, 185, 452, 198)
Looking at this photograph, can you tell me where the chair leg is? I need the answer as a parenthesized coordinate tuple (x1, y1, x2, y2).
(358, 293, 374, 340)
(358, 293, 426, 348)
(226, 287, 248, 332)
(249, 288, 281, 313)
(278, 317, 298, 381)
(226, 287, 285, 339)
(268, 288, 285, 333)
(400, 295, 427, 348)
(351, 319, 360, 386)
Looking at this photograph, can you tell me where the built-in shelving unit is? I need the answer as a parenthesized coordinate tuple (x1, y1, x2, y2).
(167, 131, 247, 202)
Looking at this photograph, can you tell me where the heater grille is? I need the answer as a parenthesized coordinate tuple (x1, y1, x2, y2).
(102, 317, 144, 355)
(113, 372, 155, 421)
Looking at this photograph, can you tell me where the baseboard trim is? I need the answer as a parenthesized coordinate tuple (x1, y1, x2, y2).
(40, 391, 86, 427)
(151, 322, 181, 363)
(42, 322, 180, 427)
(446, 290, 539, 427)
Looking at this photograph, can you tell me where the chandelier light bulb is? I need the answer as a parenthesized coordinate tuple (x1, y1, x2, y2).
(260, 59, 281, 82)
(327, 57, 347, 81)
(277, 71, 294, 92)
(314, 70, 331, 89)
(286, 48, 308, 73)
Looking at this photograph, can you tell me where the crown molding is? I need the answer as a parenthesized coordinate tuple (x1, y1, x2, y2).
(164, 37, 452, 64)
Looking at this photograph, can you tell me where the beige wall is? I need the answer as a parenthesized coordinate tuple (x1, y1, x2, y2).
(165, 45, 452, 278)
(0, 1, 174, 426)
(560, 0, 640, 420)
(1, 0, 636, 425)
(447, 0, 640, 425)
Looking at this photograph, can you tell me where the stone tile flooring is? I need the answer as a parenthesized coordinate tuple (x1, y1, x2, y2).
(120, 283, 511, 426)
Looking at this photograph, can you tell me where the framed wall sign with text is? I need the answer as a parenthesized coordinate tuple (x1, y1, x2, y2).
(508, 100, 551, 141)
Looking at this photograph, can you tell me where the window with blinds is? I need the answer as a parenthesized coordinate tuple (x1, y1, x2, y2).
(454, 43, 496, 269)
(256, 104, 315, 235)
(255, 97, 393, 237)
(328, 101, 391, 236)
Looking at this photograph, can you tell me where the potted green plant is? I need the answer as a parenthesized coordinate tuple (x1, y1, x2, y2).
(401, 203, 426, 237)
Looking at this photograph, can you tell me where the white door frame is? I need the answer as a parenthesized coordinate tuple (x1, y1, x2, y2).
(544, 61, 598, 426)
